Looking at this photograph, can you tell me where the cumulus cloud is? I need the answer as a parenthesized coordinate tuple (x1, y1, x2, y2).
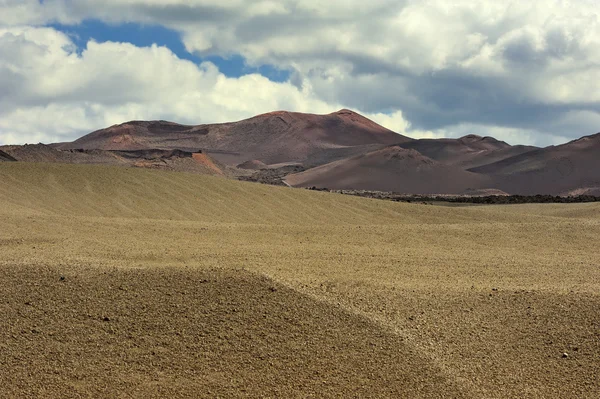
(0, 0, 599, 145)
(0, 26, 411, 144)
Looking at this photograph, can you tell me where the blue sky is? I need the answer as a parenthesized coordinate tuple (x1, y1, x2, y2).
(49, 19, 291, 82)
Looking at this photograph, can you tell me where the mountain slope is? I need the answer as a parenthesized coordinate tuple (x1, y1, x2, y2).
(285, 145, 490, 194)
(0, 144, 227, 176)
(0, 144, 121, 164)
(0, 162, 498, 225)
(56, 109, 410, 167)
(470, 133, 600, 195)
(398, 135, 537, 169)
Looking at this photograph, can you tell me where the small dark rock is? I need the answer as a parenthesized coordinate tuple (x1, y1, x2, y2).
(103, 317, 110, 322)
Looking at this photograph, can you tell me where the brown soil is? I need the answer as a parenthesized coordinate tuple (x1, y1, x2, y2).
(1, 163, 599, 398)
(192, 152, 224, 175)
(285, 146, 489, 194)
(0, 266, 468, 398)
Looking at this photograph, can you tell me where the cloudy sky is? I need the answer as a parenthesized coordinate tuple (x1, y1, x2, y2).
(1, 0, 599, 146)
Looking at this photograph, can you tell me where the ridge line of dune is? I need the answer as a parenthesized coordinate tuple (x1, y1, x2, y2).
(255, 269, 480, 398)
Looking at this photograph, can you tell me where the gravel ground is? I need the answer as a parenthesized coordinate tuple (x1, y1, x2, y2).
(1, 163, 599, 398)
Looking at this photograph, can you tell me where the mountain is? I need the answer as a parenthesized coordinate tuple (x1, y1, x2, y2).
(398, 135, 538, 169)
(470, 133, 600, 195)
(285, 145, 490, 194)
(12, 109, 598, 196)
(56, 110, 410, 168)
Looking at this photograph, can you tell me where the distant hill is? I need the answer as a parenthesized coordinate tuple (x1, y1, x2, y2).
(398, 135, 538, 169)
(55, 109, 410, 168)
(471, 133, 600, 195)
(3, 109, 595, 196)
(285, 146, 490, 194)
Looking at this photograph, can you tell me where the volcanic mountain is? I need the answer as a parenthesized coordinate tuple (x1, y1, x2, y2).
(398, 135, 538, 169)
(56, 110, 410, 168)
(17, 109, 598, 195)
(471, 132, 600, 195)
(285, 145, 490, 194)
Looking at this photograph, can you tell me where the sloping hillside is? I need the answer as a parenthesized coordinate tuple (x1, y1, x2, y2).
(0, 144, 227, 176)
(285, 146, 490, 194)
(398, 135, 537, 169)
(56, 109, 410, 167)
(0, 162, 477, 225)
(1, 162, 599, 398)
(471, 133, 600, 195)
(1, 144, 123, 164)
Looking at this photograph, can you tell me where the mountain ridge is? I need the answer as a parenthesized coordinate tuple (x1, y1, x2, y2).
(8, 110, 599, 196)
(56, 109, 411, 168)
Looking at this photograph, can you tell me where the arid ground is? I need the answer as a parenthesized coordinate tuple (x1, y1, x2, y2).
(1, 163, 599, 398)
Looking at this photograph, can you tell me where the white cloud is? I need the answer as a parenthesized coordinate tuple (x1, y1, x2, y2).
(1, 1, 600, 145)
(365, 111, 411, 135)
(1, 25, 401, 144)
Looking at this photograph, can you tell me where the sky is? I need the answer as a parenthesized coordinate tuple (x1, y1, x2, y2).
(1, 0, 599, 146)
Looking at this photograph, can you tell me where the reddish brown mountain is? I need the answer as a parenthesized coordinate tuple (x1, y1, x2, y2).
(471, 133, 600, 195)
(398, 135, 537, 169)
(18, 109, 599, 196)
(285, 146, 490, 194)
(56, 110, 410, 167)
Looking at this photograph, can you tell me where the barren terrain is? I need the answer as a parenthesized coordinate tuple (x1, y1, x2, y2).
(55, 109, 408, 167)
(7, 110, 600, 195)
(1, 163, 599, 398)
(0, 144, 237, 177)
(284, 146, 491, 194)
(397, 135, 537, 169)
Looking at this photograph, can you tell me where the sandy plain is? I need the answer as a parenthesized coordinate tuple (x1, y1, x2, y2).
(1, 162, 599, 398)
